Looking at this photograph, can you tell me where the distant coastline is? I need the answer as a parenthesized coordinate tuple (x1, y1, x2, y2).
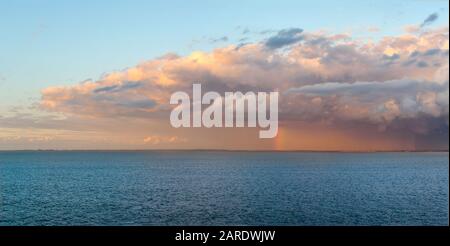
(0, 149, 448, 153)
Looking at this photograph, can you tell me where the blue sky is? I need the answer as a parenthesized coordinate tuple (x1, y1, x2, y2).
(0, 0, 448, 110)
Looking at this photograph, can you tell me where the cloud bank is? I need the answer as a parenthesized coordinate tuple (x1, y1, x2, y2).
(5, 26, 449, 150)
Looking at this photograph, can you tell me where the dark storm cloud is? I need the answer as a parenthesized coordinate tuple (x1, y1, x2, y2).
(383, 53, 401, 61)
(93, 85, 119, 93)
(265, 28, 304, 49)
(423, 48, 442, 56)
(417, 61, 429, 68)
(94, 81, 142, 93)
(117, 99, 156, 109)
(420, 12, 439, 28)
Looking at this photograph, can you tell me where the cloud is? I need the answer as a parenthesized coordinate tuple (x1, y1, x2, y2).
(421, 12, 439, 28)
(367, 26, 381, 33)
(34, 26, 449, 149)
(210, 36, 229, 43)
(285, 79, 449, 127)
(93, 81, 142, 93)
(264, 28, 304, 49)
(423, 48, 443, 56)
(143, 135, 186, 145)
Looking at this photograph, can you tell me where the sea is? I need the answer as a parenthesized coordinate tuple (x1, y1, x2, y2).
(0, 151, 448, 225)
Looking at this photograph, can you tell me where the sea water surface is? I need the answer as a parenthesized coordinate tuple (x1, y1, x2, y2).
(0, 151, 448, 225)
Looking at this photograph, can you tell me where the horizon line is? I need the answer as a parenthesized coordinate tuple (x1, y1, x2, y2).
(0, 149, 448, 153)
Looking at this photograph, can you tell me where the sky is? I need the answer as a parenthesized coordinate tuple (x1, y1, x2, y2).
(0, 0, 449, 150)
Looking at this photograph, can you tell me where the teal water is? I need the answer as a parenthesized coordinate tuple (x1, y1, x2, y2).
(0, 151, 448, 225)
